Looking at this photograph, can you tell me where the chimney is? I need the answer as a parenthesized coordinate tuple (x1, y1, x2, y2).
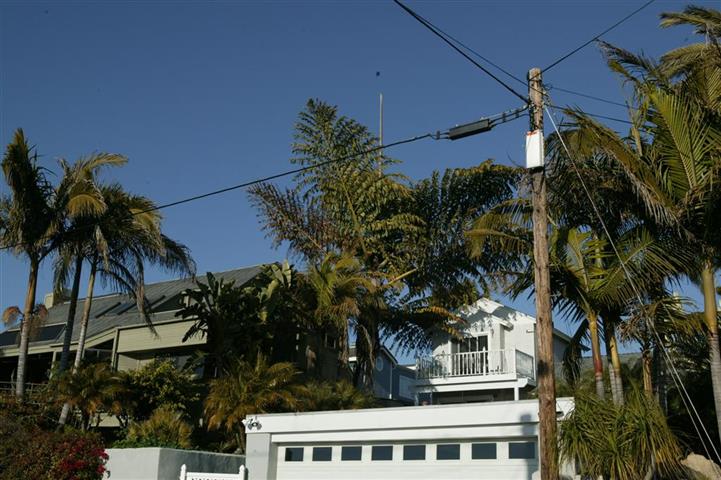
(44, 292, 55, 309)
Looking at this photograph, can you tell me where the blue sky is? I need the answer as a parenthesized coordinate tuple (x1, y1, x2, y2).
(0, 0, 713, 356)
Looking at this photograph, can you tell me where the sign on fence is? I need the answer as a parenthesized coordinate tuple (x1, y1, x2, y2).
(179, 463, 246, 480)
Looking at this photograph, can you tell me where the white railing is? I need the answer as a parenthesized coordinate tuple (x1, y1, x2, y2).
(179, 464, 245, 480)
(416, 349, 535, 380)
(515, 349, 535, 381)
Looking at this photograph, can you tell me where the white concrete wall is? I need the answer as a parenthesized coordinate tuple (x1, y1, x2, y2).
(245, 398, 576, 480)
(104, 447, 244, 480)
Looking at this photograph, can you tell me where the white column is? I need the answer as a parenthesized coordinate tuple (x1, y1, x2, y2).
(245, 433, 276, 480)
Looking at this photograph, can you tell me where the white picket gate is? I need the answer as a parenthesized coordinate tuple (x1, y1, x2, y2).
(179, 463, 246, 480)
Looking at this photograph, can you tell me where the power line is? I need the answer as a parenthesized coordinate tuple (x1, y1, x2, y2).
(546, 85, 630, 109)
(388, 3, 639, 116)
(0, 133, 436, 252)
(392, 0, 529, 103)
(547, 104, 634, 126)
(543, 0, 657, 72)
(545, 103, 721, 465)
(390, 2, 526, 88)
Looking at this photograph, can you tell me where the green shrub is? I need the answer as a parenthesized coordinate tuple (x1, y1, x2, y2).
(114, 406, 193, 449)
(118, 359, 201, 424)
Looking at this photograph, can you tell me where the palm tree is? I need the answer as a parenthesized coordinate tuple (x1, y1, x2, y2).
(566, 38, 721, 440)
(306, 253, 376, 375)
(52, 153, 127, 373)
(69, 184, 194, 370)
(54, 362, 125, 430)
(559, 388, 685, 479)
(58, 185, 194, 426)
(205, 354, 300, 453)
(1, 130, 61, 399)
(297, 379, 376, 411)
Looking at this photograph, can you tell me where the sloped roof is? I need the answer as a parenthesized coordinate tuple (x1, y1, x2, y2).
(0, 265, 264, 349)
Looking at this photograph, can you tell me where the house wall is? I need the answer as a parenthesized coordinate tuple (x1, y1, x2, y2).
(244, 398, 577, 480)
(115, 320, 203, 354)
(104, 447, 244, 480)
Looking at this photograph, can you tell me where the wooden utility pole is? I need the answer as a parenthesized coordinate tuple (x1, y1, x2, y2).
(528, 67, 558, 480)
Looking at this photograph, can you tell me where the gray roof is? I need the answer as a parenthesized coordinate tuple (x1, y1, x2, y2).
(0, 265, 264, 349)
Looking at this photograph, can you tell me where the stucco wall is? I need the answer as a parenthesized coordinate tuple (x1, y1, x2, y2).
(104, 447, 244, 480)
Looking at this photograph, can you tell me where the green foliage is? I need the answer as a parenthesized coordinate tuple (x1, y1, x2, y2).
(53, 362, 125, 430)
(115, 406, 193, 449)
(177, 263, 304, 374)
(204, 354, 300, 452)
(560, 388, 685, 479)
(298, 380, 376, 411)
(118, 359, 201, 424)
(249, 99, 519, 387)
(0, 412, 107, 480)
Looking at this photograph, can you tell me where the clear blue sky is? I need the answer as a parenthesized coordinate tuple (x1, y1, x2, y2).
(0, 0, 713, 356)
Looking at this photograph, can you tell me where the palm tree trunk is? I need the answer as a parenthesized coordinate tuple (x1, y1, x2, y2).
(338, 322, 350, 380)
(58, 255, 83, 373)
(642, 344, 653, 396)
(653, 345, 667, 414)
(588, 310, 605, 398)
(701, 262, 721, 445)
(604, 323, 618, 404)
(603, 317, 624, 405)
(59, 259, 97, 427)
(73, 259, 97, 369)
(15, 257, 39, 400)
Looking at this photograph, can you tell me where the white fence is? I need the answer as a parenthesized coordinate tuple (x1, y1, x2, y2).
(179, 464, 246, 480)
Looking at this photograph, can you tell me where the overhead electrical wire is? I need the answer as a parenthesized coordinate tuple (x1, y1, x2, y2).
(391, 0, 641, 115)
(547, 105, 635, 126)
(545, 102, 721, 465)
(546, 85, 631, 109)
(543, 0, 657, 72)
(392, 0, 529, 103)
(0, 133, 437, 252)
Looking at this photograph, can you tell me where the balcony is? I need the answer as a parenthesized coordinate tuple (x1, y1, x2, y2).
(416, 349, 535, 381)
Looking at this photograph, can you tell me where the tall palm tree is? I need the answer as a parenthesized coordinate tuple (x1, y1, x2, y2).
(69, 184, 194, 370)
(0, 130, 86, 399)
(205, 354, 300, 453)
(53, 154, 127, 373)
(566, 44, 721, 440)
(58, 184, 194, 425)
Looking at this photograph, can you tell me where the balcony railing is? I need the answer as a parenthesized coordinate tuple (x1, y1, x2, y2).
(416, 349, 536, 381)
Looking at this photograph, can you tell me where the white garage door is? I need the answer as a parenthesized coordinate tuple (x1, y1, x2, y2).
(275, 439, 539, 480)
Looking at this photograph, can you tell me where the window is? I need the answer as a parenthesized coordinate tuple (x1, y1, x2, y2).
(284, 447, 304, 462)
(403, 445, 425, 460)
(371, 445, 393, 461)
(472, 443, 497, 459)
(436, 444, 460, 460)
(312, 447, 332, 462)
(509, 441, 536, 459)
(341, 446, 362, 461)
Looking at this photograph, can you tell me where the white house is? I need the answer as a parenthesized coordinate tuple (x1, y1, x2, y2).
(243, 298, 579, 480)
(415, 298, 572, 404)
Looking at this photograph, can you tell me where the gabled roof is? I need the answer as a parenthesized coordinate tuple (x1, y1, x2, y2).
(458, 297, 576, 344)
(0, 265, 264, 349)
